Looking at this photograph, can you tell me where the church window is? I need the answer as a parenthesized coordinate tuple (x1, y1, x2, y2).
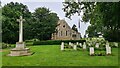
(72, 34, 76, 37)
(61, 31, 62, 36)
(66, 31, 67, 36)
(63, 25, 65, 28)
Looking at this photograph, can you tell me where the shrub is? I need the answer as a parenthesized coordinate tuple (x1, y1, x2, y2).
(33, 40, 86, 45)
(0, 43, 7, 49)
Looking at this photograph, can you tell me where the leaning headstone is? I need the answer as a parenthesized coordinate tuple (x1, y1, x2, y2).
(69, 42, 73, 47)
(106, 42, 109, 48)
(114, 42, 118, 47)
(83, 42, 86, 50)
(61, 42, 64, 51)
(76, 42, 79, 45)
(79, 43, 82, 47)
(73, 45, 77, 50)
(95, 43, 99, 48)
(106, 47, 111, 55)
(89, 47, 94, 55)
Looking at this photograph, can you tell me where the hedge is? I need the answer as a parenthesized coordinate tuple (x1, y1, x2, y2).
(33, 40, 86, 45)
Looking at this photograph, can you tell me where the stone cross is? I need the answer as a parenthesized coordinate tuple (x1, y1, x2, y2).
(17, 16, 25, 43)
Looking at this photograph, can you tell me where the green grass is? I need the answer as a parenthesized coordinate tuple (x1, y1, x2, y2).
(1, 45, 118, 66)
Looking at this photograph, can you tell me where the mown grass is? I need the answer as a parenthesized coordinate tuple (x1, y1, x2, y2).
(1, 45, 118, 66)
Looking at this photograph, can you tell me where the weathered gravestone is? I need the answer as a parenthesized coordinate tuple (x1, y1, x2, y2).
(8, 16, 32, 56)
(95, 43, 99, 48)
(106, 42, 111, 55)
(79, 43, 82, 47)
(73, 45, 77, 50)
(83, 42, 86, 50)
(114, 42, 118, 47)
(89, 47, 94, 55)
(106, 42, 109, 48)
(76, 42, 79, 45)
(106, 47, 111, 55)
(61, 42, 64, 51)
(69, 42, 71, 45)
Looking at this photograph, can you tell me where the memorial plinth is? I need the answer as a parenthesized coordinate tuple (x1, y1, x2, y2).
(8, 42, 32, 56)
(8, 16, 32, 56)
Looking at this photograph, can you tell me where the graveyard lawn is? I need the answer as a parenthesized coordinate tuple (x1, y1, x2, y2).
(2, 45, 118, 66)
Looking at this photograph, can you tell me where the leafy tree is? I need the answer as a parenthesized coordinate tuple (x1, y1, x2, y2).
(63, 2, 120, 41)
(28, 7, 59, 40)
(2, 2, 32, 43)
(72, 24, 78, 32)
(63, 2, 95, 21)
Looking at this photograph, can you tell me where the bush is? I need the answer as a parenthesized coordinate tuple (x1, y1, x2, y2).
(0, 43, 7, 49)
(26, 42, 33, 46)
(33, 40, 86, 45)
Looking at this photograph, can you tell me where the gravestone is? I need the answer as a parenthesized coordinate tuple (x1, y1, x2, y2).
(61, 42, 64, 50)
(79, 43, 82, 47)
(8, 16, 32, 56)
(95, 43, 99, 48)
(114, 42, 118, 47)
(69, 42, 73, 47)
(106, 42, 109, 49)
(89, 47, 94, 55)
(73, 45, 77, 50)
(83, 42, 86, 50)
(106, 47, 111, 55)
(76, 42, 79, 45)
(69, 42, 73, 46)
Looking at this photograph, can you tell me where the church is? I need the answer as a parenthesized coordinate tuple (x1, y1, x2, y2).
(51, 19, 81, 40)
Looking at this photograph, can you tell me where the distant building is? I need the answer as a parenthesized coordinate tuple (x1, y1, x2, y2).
(51, 19, 81, 40)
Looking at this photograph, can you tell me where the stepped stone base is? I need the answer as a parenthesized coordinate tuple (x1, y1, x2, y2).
(8, 42, 32, 56)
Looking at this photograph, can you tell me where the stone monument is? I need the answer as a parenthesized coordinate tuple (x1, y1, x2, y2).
(89, 47, 94, 55)
(61, 42, 64, 50)
(73, 45, 77, 50)
(83, 42, 86, 50)
(8, 16, 32, 56)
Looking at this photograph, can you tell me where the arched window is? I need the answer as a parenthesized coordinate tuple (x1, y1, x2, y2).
(61, 31, 62, 36)
(66, 31, 67, 36)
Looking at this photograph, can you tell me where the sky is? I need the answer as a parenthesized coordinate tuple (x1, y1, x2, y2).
(1, 0, 91, 37)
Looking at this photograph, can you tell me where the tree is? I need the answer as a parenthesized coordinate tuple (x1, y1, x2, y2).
(63, 2, 95, 22)
(2, 2, 32, 43)
(63, 2, 120, 41)
(72, 24, 78, 32)
(28, 7, 59, 40)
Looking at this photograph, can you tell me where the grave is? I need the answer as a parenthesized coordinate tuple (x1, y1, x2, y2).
(89, 47, 94, 55)
(95, 43, 99, 48)
(79, 43, 82, 47)
(73, 45, 77, 50)
(106, 47, 111, 55)
(114, 42, 118, 47)
(61, 42, 64, 50)
(83, 42, 86, 50)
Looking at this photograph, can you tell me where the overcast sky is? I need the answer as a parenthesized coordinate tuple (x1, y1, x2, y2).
(1, 1, 90, 37)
